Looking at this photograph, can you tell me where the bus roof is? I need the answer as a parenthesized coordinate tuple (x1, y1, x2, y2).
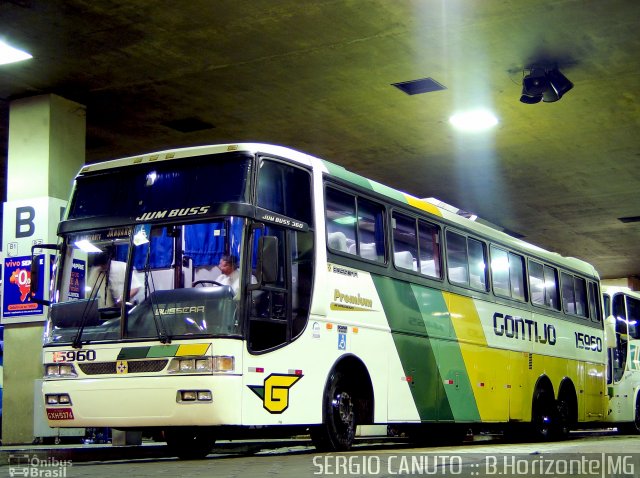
(602, 286, 640, 298)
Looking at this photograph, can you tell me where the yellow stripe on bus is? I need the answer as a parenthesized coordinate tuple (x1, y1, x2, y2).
(404, 196, 442, 216)
(176, 343, 210, 356)
(444, 292, 509, 422)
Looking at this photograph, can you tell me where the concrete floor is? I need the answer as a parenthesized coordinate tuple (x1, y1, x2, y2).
(1, 431, 639, 478)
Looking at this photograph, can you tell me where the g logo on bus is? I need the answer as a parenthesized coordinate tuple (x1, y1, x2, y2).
(248, 373, 302, 414)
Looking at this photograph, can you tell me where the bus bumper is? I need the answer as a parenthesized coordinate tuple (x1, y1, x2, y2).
(42, 375, 243, 428)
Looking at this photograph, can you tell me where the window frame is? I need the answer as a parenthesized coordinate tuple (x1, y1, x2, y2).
(490, 244, 527, 303)
(445, 229, 488, 292)
(324, 184, 387, 265)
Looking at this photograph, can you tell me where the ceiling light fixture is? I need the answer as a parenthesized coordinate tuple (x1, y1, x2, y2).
(449, 109, 498, 132)
(0, 39, 32, 65)
(520, 67, 573, 104)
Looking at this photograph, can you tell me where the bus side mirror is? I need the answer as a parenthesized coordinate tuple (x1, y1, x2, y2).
(604, 315, 617, 348)
(30, 243, 59, 306)
(256, 236, 278, 285)
(30, 254, 50, 306)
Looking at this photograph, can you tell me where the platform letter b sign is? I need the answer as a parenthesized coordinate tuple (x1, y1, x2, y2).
(16, 206, 35, 238)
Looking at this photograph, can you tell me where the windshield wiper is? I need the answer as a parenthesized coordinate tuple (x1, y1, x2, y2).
(72, 271, 105, 348)
(141, 245, 171, 344)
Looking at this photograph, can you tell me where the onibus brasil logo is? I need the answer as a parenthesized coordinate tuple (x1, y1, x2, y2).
(248, 373, 302, 413)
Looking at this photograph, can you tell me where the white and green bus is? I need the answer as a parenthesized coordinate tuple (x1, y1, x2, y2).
(603, 286, 640, 433)
(36, 143, 607, 458)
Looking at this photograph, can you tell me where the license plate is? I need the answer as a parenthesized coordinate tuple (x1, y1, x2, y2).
(46, 408, 75, 420)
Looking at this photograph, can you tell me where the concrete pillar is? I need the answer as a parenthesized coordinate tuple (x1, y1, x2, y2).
(2, 94, 85, 444)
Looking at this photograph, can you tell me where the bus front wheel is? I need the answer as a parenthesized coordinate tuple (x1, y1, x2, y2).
(164, 427, 216, 459)
(531, 388, 554, 441)
(311, 370, 356, 451)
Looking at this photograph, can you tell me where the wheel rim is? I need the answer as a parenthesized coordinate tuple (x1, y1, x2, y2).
(331, 391, 354, 435)
(557, 398, 571, 436)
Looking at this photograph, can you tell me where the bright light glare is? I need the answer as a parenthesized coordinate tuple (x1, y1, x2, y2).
(0, 40, 32, 65)
(449, 109, 498, 132)
(74, 240, 103, 253)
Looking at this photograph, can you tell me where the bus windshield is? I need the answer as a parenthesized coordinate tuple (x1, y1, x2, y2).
(45, 218, 248, 346)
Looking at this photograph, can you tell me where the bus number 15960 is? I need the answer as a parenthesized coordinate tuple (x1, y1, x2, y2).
(53, 350, 97, 362)
(575, 332, 602, 352)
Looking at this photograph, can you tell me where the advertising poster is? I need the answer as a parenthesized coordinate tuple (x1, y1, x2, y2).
(2, 255, 44, 318)
(69, 258, 86, 300)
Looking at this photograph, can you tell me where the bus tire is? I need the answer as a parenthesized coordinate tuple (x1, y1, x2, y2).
(164, 427, 216, 460)
(311, 370, 356, 451)
(531, 387, 554, 441)
(553, 386, 577, 440)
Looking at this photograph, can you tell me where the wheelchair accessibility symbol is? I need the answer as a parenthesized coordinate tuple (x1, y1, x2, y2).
(338, 333, 346, 350)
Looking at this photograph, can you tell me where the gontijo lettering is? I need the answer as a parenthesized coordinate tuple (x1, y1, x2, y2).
(493, 312, 556, 345)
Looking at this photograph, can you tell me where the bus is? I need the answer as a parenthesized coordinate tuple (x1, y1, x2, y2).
(603, 286, 640, 433)
(35, 143, 607, 458)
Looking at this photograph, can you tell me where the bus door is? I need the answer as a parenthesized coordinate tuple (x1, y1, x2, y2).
(241, 222, 313, 423)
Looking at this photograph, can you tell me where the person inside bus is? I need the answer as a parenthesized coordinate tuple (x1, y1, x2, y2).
(215, 254, 241, 293)
(214, 254, 257, 296)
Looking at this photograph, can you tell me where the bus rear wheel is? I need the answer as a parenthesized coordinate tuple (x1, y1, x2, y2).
(553, 391, 576, 440)
(311, 370, 356, 451)
(164, 427, 216, 459)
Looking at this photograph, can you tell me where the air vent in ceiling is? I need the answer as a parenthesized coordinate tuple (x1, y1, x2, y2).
(392, 77, 446, 95)
(163, 117, 214, 133)
(618, 216, 640, 223)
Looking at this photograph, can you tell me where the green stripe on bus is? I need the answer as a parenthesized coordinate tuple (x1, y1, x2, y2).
(322, 159, 411, 205)
(147, 344, 180, 358)
(322, 161, 376, 191)
(372, 275, 453, 421)
(117, 347, 150, 360)
(410, 284, 481, 422)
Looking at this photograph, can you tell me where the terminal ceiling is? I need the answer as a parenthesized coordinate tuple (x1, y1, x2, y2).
(0, 0, 639, 280)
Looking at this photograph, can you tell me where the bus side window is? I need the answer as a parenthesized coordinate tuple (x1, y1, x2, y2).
(529, 260, 546, 306)
(588, 281, 602, 323)
(561, 272, 576, 315)
(490, 246, 526, 301)
(355, 197, 385, 262)
(326, 187, 356, 255)
(627, 296, 640, 339)
(543, 264, 560, 310)
(446, 231, 469, 286)
(418, 220, 441, 278)
(392, 212, 418, 271)
(490, 246, 510, 297)
(529, 260, 560, 310)
(561, 272, 588, 317)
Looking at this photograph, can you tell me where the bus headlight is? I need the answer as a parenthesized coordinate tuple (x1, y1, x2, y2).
(44, 364, 78, 378)
(211, 356, 234, 372)
(168, 356, 234, 374)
